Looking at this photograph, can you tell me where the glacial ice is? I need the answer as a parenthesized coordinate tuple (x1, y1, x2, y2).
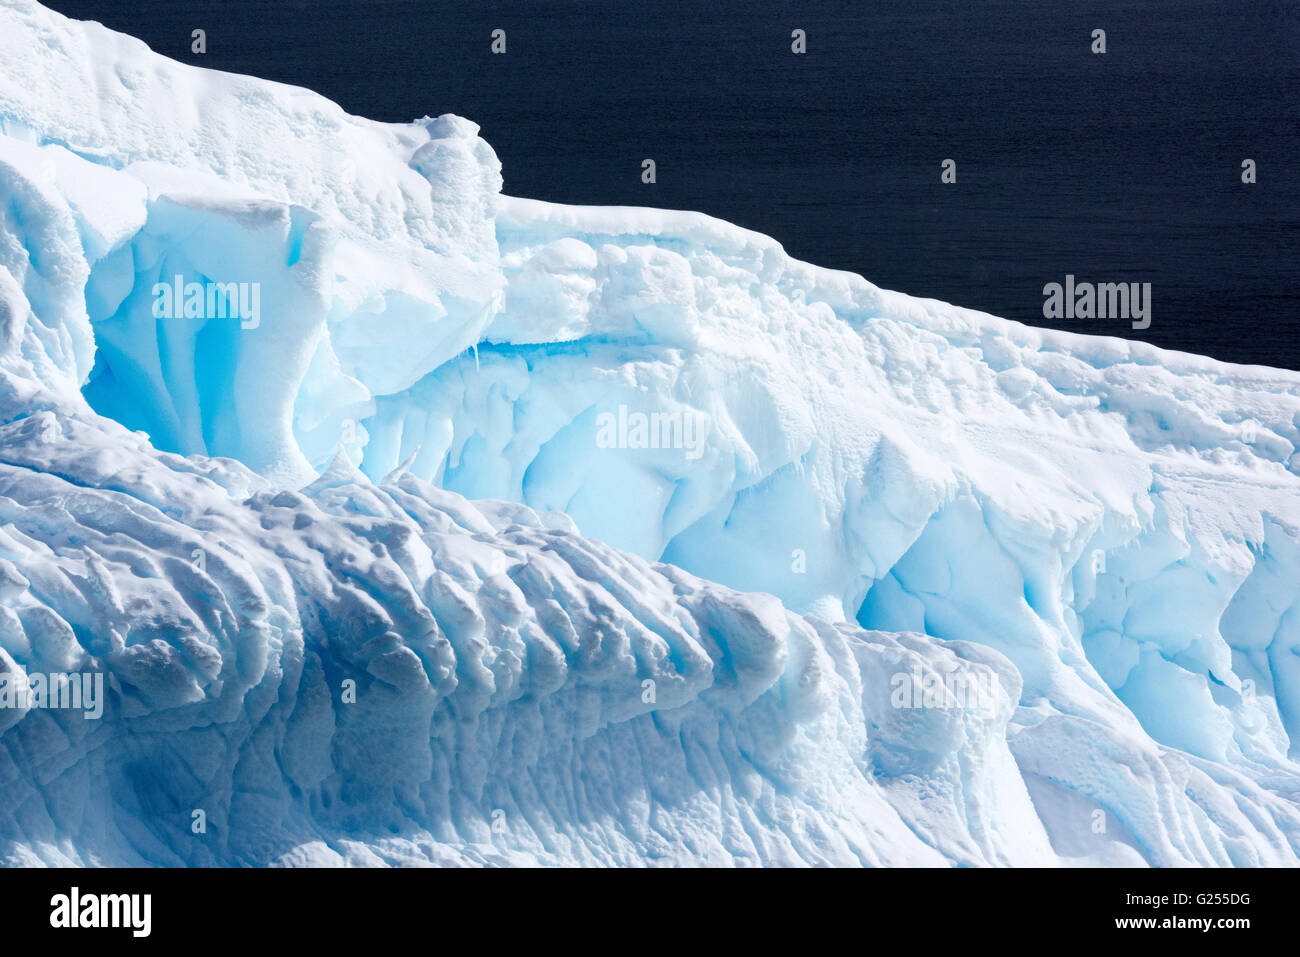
(0, 0, 1298, 865)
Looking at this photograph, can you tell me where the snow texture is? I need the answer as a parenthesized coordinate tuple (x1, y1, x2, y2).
(0, 0, 1298, 865)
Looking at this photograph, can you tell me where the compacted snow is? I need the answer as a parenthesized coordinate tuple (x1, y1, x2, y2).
(0, 0, 1298, 865)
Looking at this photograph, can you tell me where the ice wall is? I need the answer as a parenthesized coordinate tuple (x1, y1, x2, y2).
(0, 386, 1294, 865)
(372, 206, 1300, 777)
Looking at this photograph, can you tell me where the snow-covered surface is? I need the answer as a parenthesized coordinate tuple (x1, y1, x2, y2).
(0, 0, 1298, 865)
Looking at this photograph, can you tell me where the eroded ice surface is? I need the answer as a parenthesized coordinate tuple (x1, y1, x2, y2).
(0, 0, 1298, 865)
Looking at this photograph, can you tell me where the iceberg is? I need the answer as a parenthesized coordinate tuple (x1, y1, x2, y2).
(0, 0, 1297, 865)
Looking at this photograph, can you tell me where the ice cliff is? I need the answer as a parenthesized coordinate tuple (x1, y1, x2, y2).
(0, 0, 1298, 865)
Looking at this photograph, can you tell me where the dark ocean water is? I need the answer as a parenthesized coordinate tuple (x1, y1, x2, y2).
(43, 0, 1300, 369)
